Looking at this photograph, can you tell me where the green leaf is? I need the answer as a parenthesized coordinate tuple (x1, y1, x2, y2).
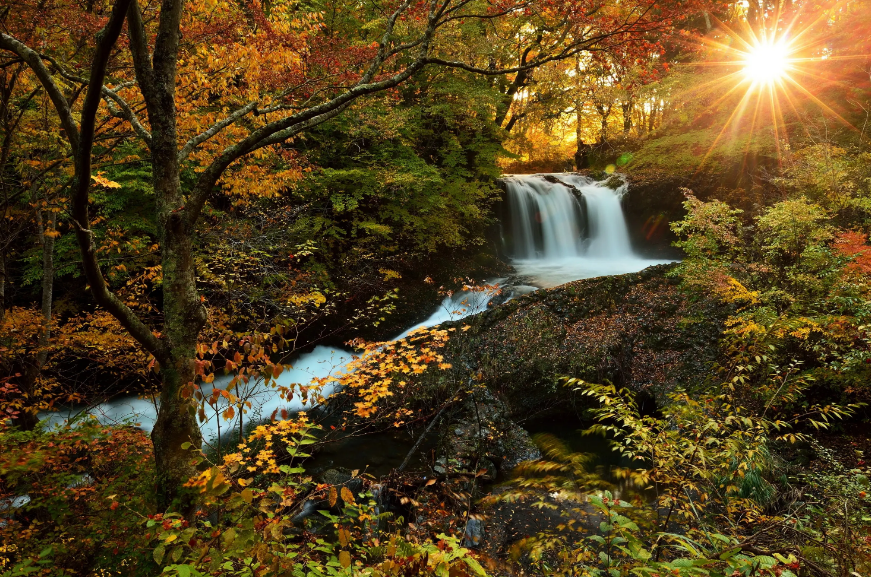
(221, 528, 237, 549)
(153, 544, 166, 565)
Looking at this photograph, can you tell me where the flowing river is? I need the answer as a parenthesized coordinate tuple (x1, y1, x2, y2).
(40, 173, 673, 443)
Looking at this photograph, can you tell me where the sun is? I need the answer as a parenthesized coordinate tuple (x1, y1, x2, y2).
(742, 40, 792, 85)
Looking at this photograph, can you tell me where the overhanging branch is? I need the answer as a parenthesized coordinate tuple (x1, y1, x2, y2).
(69, 0, 169, 362)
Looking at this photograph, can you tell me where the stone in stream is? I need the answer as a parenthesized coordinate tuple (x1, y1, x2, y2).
(439, 387, 541, 477)
(463, 518, 485, 548)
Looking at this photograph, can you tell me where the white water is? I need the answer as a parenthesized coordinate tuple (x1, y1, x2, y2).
(39, 287, 502, 444)
(505, 174, 673, 288)
(40, 173, 672, 442)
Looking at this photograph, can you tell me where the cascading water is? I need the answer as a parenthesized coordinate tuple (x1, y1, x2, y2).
(504, 173, 672, 288)
(507, 177, 585, 259)
(40, 285, 503, 442)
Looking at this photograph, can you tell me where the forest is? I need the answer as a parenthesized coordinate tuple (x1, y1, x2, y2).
(1, 0, 871, 574)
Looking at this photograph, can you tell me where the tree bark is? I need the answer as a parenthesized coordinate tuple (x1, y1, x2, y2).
(37, 209, 56, 367)
(575, 105, 591, 169)
(621, 100, 634, 135)
(494, 43, 538, 130)
(648, 102, 658, 133)
(596, 103, 612, 144)
(16, 204, 56, 431)
(130, 0, 205, 512)
(0, 245, 5, 325)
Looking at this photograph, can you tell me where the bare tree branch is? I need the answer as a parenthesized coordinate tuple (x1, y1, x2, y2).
(101, 84, 153, 147)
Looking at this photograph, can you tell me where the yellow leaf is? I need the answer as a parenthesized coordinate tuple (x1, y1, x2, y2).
(329, 487, 338, 508)
(339, 551, 351, 569)
(164, 534, 177, 544)
(91, 172, 121, 189)
(341, 486, 355, 506)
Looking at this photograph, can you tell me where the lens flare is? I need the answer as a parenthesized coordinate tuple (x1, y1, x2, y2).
(674, 6, 870, 178)
(743, 40, 791, 85)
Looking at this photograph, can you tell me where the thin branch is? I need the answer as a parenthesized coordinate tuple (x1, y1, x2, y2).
(0, 34, 80, 152)
(177, 101, 258, 162)
(102, 84, 153, 147)
(126, 0, 156, 103)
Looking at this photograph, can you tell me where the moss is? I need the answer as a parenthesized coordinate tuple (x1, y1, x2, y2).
(625, 124, 781, 179)
(604, 175, 624, 190)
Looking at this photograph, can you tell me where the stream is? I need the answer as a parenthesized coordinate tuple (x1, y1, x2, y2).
(40, 173, 674, 464)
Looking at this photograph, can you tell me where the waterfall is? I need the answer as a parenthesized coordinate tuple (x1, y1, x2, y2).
(562, 175, 634, 259)
(506, 177, 585, 259)
(503, 173, 672, 288)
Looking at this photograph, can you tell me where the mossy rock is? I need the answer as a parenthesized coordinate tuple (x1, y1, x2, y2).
(441, 264, 730, 411)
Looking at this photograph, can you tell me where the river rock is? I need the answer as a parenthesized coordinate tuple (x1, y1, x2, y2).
(439, 387, 541, 475)
(462, 518, 485, 548)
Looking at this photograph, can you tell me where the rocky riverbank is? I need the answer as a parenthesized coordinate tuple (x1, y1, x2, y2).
(315, 264, 732, 563)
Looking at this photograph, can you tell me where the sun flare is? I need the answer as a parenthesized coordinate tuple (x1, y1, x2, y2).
(742, 40, 791, 85)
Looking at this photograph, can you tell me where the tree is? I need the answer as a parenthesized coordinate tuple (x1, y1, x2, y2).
(0, 0, 717, 509)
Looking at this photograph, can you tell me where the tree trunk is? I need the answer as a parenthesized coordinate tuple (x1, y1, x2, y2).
(124, 0, 207, 512)
(149, 108, 206, 514)
(596, 103, 612, 144)
(494, 43, 537, 129)
(152, 80, 204, 513)
(37, 209, 56, 367)
(152, 355, 202, 513)
(151, 212, 206, 511)
(648, 102, 658, 133)
(0, 247, 5, 325)
(621, 100, 634, 135)
(495, 69, 529, 130)
(16, 206, 56, 430)
(503, 112, 525, 133)
(575, 106, 591, 169)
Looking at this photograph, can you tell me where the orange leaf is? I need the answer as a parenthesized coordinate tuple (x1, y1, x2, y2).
(340, 486, 355, 506)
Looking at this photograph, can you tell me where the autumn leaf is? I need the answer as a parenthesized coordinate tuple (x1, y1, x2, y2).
(91, 172, 122, 188)
(339, 550, 351, 569)
(340, 486, 355, 506)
